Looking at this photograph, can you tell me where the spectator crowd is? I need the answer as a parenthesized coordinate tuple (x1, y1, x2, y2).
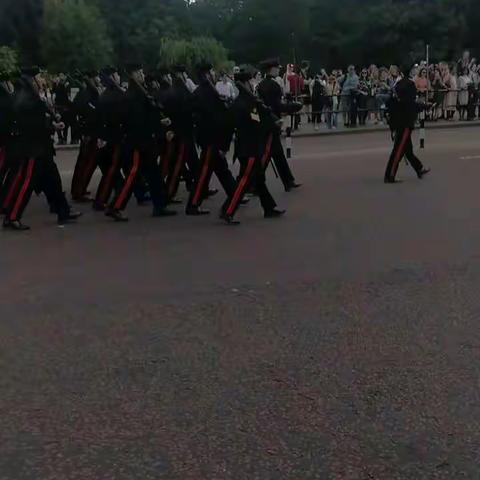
(37, 50, 480, 145)
(260, 50, 480, 131)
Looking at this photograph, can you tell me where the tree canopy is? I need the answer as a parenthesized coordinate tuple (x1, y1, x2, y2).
(158, 37, 231, 71)
(41, 0, 113, 72)
(1, 0, 480, 71)
(0, 47, 19, 76)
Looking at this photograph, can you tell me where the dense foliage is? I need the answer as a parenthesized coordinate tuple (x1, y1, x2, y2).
(0, 0, 479, 71)
(0, 46, 18, 75)
(41, 0, 114, 72)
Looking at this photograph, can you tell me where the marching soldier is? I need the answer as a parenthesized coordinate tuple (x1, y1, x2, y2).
(257, 58, 302, 192)
(3, 67, 81, 230)
(92, 66, 126, 211)
(384, 65, 431, 183)
(221, 67, 285, 224)
(162, 65, 202, 207)
(71, 70, 101, 202)
(0, 71, 15, 199)
(105, 63, 176, 222)
(186, 62, 237, 215)
(53, 73, 74, 145)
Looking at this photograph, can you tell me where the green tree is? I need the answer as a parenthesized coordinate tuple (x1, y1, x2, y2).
(96, 0, 191, 67)
(158, 36, 231, 71)
(189, 0, 312, 63)
(41, 0, 114, 72)
(0, 46, 19, 75)
(0, 0, 44, 64)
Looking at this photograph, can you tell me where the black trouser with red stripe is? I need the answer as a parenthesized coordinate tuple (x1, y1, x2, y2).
(1, 155, 22, 214)
(222, 155, 276, 218)
(166, 136, 199, 200)
(385, 127, 424, 181)
(71, 136, 98, 199)
(187, 145, 236, 210)
(268, 132, 295, 190)
(0, 147, 9, 188)
(109, 145, 168, 212)
(5, 155, 69, 222)
(94, 143, 124, 207)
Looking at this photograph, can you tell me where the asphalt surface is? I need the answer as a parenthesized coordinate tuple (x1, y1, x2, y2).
(2, 129, 480, 479)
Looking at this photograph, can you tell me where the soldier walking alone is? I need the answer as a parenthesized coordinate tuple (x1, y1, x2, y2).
(384, 65, 431, 183)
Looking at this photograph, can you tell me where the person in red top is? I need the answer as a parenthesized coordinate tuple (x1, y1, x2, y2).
(286, 65, 304, 99)
(285, 65, 304, 129)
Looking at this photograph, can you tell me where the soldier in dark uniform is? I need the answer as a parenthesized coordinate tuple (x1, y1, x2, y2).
(3, 67, 81, 230)
(221, 67, 285, 224)
(257, 58, 302, 192)
(384, 65, 431, 183)
(144, 69, 178, 200)
(92, 66, 126, 210)
(186, 62, 237, 215)
(53, 73, 73, 145)
(71, 70, 101, 202)
(0, 71, 15, 200)
(105, 63, 176, 222)
(162, 65, 201, 207)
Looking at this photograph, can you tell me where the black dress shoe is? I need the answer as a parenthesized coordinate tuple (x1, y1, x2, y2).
(169, 198, 183, 205)
(58, 210, 83, 225)
(92, 202, 106, 211)
(207, 189, 219, 198)
(220, 213, 240, 225)
(3, 219, 30, 231)
(152, 208, 177, 217)
(264, 209, 286, 218)
(72, 195, 92, 204)
(67, 211, 83, 220)
(105, 209, 129, 222)
(186, 207, 210, 216)
(384, 178, 403, 184)
(285, 182, 302, 192)
(418, 168, 431, 179)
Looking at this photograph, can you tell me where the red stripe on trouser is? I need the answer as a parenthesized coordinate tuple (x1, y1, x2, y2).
(192, 147, 212, 206)
(113, 150, 140, 211)
(161, 143, 174, 178)
(168, 143, 186, 198)
(3, 164, 24, 209)
(391, 129, 410, 177)
(261, 134, 274, 168)
(226, 157, 256, 217)
(98, 145, 120, 204)
(10, 158, 35, 220)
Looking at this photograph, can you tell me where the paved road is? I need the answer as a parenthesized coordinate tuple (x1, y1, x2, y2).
(2, 129, 480, 479)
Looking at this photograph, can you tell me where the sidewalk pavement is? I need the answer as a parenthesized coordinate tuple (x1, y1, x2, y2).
(54, 119, 480, 151)
(291, 119, 480, 137)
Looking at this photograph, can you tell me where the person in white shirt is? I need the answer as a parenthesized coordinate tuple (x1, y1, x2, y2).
(215, 72, 235, 101)
(274, 72, 286, 94)
(185, 75, 197, 93)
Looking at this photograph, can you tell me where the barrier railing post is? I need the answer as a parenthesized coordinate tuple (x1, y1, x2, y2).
(419, 109, 425, 149)
(286, 125, 293, 160)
